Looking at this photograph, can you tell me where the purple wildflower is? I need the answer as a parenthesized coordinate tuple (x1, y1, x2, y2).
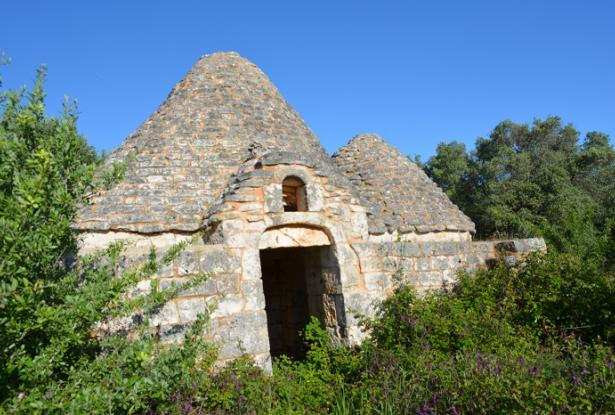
(182, 396, 193, 414)
(492, 361, 501, 375)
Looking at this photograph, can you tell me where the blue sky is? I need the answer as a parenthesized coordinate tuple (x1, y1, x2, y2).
(1, 1, 614, 159)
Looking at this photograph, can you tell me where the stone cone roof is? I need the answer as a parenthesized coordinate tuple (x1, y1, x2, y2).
(332, 134, 475, 234)
(75, 52, 336, 233)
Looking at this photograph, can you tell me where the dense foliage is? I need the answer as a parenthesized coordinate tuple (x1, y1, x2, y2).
(1, 69, 613, 413)
(0, 69, 214, 413)
(423, 117, 615, 262)
(153, 254, 615, 414)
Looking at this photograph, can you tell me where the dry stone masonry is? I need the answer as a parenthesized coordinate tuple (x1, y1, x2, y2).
(75, 52, 546, 371)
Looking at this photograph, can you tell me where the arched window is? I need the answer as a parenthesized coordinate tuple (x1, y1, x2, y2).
(282, 176, 308, 212)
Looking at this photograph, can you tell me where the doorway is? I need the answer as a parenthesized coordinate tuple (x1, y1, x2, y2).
(259, 245, 345, 359)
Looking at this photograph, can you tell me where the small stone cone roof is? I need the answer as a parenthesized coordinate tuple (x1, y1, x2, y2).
(75, 52, 335, 233)
(332, 134, 475, 234)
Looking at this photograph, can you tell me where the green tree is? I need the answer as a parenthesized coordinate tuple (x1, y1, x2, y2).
(425, 117, 614, 260)
(424, 141, 470, 203)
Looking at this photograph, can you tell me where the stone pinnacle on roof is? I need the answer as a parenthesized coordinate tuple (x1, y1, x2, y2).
(75, 51, 333, 233)
(332, 133, 476, 234)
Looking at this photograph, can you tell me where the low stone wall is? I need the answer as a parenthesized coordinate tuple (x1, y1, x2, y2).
(350, 236, 547, 294)
(82, 232, 271, 369)
(82, 228, 546, 372)
(351, 240, 472, 294)
(470, 238, 547, 268)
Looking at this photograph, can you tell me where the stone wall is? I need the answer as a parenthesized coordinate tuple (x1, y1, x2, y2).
(81, 232, 271, 369)
(348, 235, 547, 293)
(340, 235, 547, 343)
(78, 150, 546, 372)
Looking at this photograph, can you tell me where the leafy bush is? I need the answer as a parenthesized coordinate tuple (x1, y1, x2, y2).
(0, 67, 216, 414)
(331, 252, 615, 414)
(146, 252, 615, 414)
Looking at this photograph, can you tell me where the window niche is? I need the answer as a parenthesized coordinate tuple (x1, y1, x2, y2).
(282, 176, 308, 212)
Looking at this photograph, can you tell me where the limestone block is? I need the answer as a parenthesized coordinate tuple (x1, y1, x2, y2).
(344, 291, 383, 318)
(210, 294, 245, 318)
(150, 302, 180, 326)
(441, 268, 457, 285)
(130, 279, 152, 297)
(225, 231, 261, 249)
(383, 257, 401, 272)
(216, 273, 241, 294)
(306, 183, 325, 211)
(241, 279, 266, 311)
(238, 202, 263, 212)
(364, 272, 390, 291)
(160, 277, 189, 291)
(418, 272, 444, 287)
(259, 226, 331, 249)
(350, 242, 376, 258)
(177, 249, 200, 275)
(177, 297, 207, 323)
(224, 193, 258, 203)
(399, 257, 417, 272)
(266, 211, 328, 228)
(347, 325, 367, 346)
(432, 256, 451, 270)
(200, 248, 241, 274)
(177, 277, 216, 296)
(358, 255, 383, 273)
(496, 238, 547, 254)
(349, 211, 369, 239)
(339, 262, 361, 288)
(155, 260, 174, 279)
(472, 241, 495, 254)
(416, 257, 432, 272)
(264, 184, 283, 213)
(212, 311, 270, 359)
(252, 352, 273, 375)
(242, 248, 262, 281)
(400, 243, 422, 257)
(504, 255, 520, 267)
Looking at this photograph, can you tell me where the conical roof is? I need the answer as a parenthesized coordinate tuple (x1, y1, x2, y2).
(332, 134, 475, 234)
(75, 52, 334, 233)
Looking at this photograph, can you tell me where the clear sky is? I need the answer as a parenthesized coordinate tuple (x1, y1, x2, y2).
(1, 1, 614, 159)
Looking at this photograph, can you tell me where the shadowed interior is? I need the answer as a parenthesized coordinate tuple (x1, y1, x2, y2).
(259, 246, 343, 359)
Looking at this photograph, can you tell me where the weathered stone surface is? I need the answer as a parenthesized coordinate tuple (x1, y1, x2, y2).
(264, 184, 284, 213)
(177, 297, 207, 323)
(241, 279, 266, 311)
(496, 238, 547, 254)
(241, 249, 262, 281)
(364, 272, 390, 291)
(199, 248, 241, 274)
(332, 134, 475, 235)
(211, 311, 270, 359)
(150, 302, 180, 327)
(211, 294, 245, 318)
(75, 52, 359, 233)
(259, 225, 331, 249)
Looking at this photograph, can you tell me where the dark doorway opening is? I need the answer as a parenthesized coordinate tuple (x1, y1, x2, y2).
(259, 245, 345, 359)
